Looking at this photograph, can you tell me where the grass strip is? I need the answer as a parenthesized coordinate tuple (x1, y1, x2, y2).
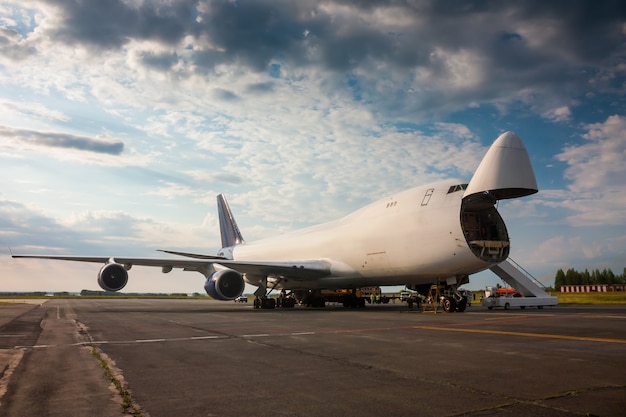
(91, 346, 142, 416)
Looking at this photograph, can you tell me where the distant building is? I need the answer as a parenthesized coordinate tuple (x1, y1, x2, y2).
(559, 284, 626, 293)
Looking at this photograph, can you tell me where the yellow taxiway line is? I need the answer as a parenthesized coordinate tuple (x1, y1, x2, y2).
(413, 325, 626, 344)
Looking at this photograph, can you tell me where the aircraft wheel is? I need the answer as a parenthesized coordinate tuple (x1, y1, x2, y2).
(442, 297, 454, 313)
(261, 298, 276, 309)
(313, 297, 326, 308)
(455, 297, 467, 312)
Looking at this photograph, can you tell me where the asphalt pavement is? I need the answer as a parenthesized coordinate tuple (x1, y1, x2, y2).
(0, 299, 625, 416)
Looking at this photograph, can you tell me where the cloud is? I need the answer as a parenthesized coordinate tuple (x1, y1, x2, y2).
(0, 198, 88, 252)
(146, 181, 196, 200)
(0, 99, 70, 122)
(541, 115, 626, 226)
(0, 196, 219, 256)
(0, 125, 124, 155)
(186, 170, 243, 185)
(0, 26, 36, 61)
(542, 106, 572, 122)
(5, 1, 625, 120)
(558, 115, 626, 191)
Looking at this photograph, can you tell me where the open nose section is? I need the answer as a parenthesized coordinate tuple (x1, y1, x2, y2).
(460, 131, 537, 263)
(463, 131, 538, 201)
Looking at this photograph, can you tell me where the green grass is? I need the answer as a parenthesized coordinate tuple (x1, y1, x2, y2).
(553, 292, 626, 305)
(91, 346, 142, 416)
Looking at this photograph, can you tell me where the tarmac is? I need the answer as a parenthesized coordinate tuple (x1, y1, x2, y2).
(0, 298, 625, 417)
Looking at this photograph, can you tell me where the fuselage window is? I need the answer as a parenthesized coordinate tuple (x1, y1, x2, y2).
(447, 184, 469, 194)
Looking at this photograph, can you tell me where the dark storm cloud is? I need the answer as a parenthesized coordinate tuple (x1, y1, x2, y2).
(0, 126, 124, 155)
(47, 0, 199, 48)
(36, 1, 624, 80)
(41, 1, 626, 73)
(139, 50, 179, 71)
(30, 1, 626, 115)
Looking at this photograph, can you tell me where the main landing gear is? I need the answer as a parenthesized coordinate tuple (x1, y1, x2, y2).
(253, 290, 297, 309)
(441, 294, 467, 313)
(422, 284, 468, 313)
(253, 297, 276, 309)
(301, 290, 326, 308)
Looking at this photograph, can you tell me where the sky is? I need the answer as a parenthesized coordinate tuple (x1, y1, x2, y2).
(1, 0, 625, 294)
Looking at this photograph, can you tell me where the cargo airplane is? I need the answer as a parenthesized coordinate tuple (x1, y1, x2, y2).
(12, 131, 538, 312)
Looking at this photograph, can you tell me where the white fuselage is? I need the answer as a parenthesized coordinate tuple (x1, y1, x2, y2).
(232, 180, 493, 290)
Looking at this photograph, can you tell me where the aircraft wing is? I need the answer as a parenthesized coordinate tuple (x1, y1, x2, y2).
(11, 254, 332, 280)
(155, 249, 227, 260)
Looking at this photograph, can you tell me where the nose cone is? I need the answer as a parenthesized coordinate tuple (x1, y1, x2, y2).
(463, 131, 538, 200)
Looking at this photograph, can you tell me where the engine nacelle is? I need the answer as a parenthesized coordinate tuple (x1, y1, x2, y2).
(204, 268, 245, 300)
(98, 263, 129, 292)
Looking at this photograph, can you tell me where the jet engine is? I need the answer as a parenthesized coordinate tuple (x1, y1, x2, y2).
(98, 263, 129, 292)
(204, 268, 245, 300)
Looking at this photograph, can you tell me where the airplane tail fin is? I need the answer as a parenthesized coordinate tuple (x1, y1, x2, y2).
(217, 194, 245, 248)
(463, 131, 538, 201)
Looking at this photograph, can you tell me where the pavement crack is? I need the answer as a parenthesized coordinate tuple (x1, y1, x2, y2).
(91, 346, 145, 417)
(543, 383, 626, 400)
(445, 384, 626, 417)
(76, 320, 148, 417)
(0, 349, 25, 406)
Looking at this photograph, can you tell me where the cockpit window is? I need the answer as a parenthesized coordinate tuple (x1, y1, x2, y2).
(447, 184, 468, 194)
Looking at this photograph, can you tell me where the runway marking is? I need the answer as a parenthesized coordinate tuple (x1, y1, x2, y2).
(578, 314, 626, 319)
(15, 331, 318, 348)
(413, 325, 626, 344)
(190, 335, 224, 340)
(14, 324, 626, 349)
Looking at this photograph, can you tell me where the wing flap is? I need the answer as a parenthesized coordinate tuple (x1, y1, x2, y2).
(156, 249, 227, 260)
(11, 255, 332, 280)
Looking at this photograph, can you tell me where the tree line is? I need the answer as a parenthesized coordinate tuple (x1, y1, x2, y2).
(554, 267, 626, 288)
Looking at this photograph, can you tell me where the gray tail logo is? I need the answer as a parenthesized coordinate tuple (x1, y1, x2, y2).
(217, 194, 245, 248)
